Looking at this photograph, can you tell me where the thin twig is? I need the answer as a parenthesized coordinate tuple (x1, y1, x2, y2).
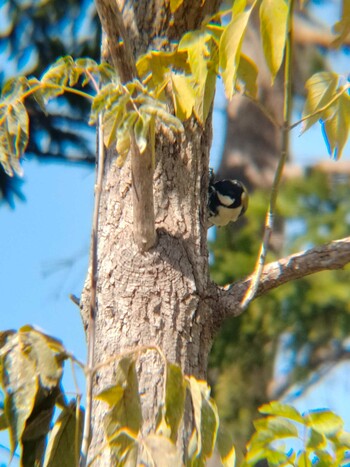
(240, 0, 294, 309)
(80, 113, 105, 467)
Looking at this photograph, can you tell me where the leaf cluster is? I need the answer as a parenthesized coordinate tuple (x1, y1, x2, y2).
(0, 326, 83, 466)
(0, 327, 235, 466)
(2, 0, 350, 182)
(302, 72, 350, 160)
(0, 0, 100, 205)
(243, 401, 350, 466)
(0, 57, 108, 177)
(0, 54, 185, 177)
(95, 356, 234, 466)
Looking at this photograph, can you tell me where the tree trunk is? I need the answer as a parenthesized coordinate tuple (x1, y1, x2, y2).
(81, 0, 222, 462)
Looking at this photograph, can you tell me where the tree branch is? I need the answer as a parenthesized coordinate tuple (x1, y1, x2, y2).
(94, 0, 156, 251)
(213, 236, 350, 323)
(94, 0, 137, 82)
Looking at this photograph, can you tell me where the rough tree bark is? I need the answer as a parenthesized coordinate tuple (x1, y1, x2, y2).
(81, 0, 222, 462)
(80, 1, 350, 463)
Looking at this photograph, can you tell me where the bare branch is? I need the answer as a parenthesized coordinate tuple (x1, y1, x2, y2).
(213, 237, 350, 323)
(94, 0, 137, 82)
(94, 0, 156, 251)
(130, 136, 157, 251)
(294, 14, 350, 48)
(80, 115, 105, 467)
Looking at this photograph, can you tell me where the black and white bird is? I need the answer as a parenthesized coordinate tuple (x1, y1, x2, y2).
(208, 170, 249, 227)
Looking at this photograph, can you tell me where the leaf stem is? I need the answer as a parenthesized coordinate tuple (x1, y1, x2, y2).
(240, 0, 294, 309)
(289, 82, 350, 130)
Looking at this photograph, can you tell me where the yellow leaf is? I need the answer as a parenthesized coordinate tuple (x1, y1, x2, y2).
(232, 0, 247, 16)
(332, 0, 350, 48)
(259, 0, 289, 83)
(179, 30, 212, 84)
(170, 0, 184, 13)
(171, 73, 196, 120)
(302, 71, 339, 133)
(219, 9, 252, 100)
(194, 68, 217, 124)
(136, 50, 189, 92)
(237, 54, 258, 98)
(321, 93, 350, 160)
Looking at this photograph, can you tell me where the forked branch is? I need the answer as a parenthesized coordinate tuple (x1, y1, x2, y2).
(214, 236, 350, 322)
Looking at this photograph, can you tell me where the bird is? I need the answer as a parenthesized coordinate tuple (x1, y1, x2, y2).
(208, 170, 249, 227)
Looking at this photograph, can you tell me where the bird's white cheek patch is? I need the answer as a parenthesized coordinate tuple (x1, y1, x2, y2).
(217, 192, 235, 207)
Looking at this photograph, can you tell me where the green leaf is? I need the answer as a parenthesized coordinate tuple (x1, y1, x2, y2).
(304, 409, 344, 436)
(187, 376, 206, 456)
(302, 71, 339, 132)
(219, 8, 252, 100)
(245, 444, 289, 465)
(200, 398, 219, 459)
(259, 402, 304, 423)
(157, 363, 186, 442)
(19, 326, 65, 390)
(0, 328, 66, 459)
(186, 377, 218, 462)
(0, 409, 9, 431)
(102, 357, 142, 456)
(216, 426, 236, 467)
(0, 333, 38, 455)
(253, 416, 298, 440)
(43, 402, 84, 467)
(259, 0, 289, 82)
